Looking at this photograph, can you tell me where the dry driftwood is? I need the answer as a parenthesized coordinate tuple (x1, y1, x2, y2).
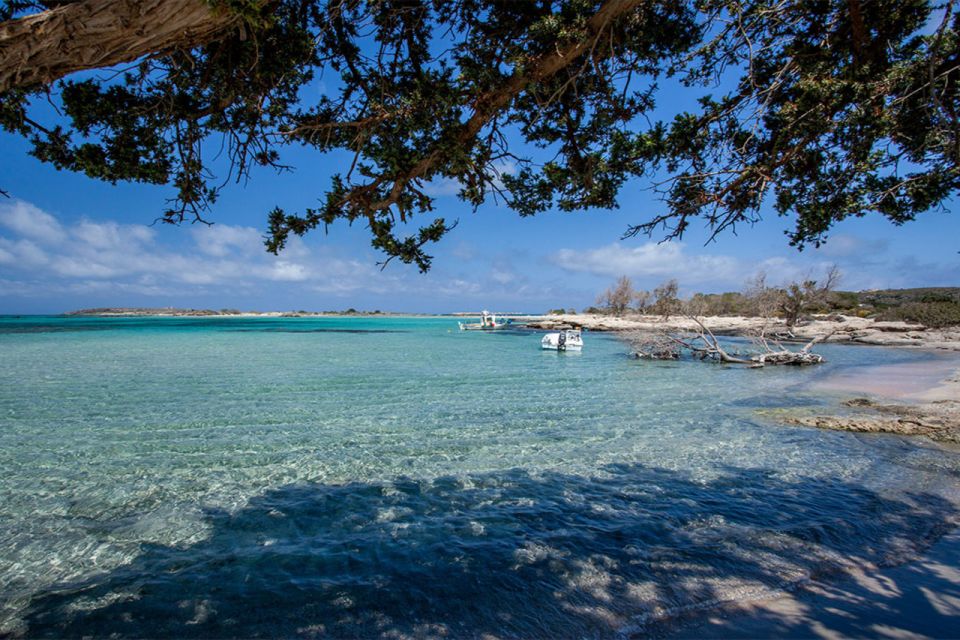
(629, 316, 831, 367)
(629, 332, 681, 360)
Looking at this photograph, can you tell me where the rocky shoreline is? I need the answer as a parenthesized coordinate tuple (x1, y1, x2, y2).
(788, 397, 960, 445)
(518, 313, 960, 351)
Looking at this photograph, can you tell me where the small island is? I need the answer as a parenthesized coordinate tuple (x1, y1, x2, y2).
(65, 307, 400, 317)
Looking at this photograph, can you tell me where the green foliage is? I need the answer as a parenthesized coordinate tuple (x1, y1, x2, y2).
(826, 291, 861, 311)
(583, 281, 960, 325)
(684, 291, 752, 316)
(855, 287, 960, 312)
(1, 1, 958, 269)
(877, 301, 960, 327)
(625, 0, 960, 248)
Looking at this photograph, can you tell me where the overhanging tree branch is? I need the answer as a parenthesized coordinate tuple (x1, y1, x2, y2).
(0, 1, 955, 271)
(368, 0, 644, 214)
(0, 0, 244, 93)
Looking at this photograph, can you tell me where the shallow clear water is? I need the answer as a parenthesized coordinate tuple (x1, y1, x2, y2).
(0, 316, 958, 637)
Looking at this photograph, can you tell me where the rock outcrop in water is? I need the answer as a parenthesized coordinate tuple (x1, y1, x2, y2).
(790, 398, 960, 445)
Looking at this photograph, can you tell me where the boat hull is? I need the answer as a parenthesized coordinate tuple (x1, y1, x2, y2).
(458, 322, 512, 331)
(541, 331, 583, 351)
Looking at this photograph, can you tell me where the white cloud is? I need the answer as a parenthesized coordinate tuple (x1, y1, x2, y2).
(73, 219, 154, 251)
(0, 237, 50, 267)
(450, 241, 478, 261)
(551, 242, 743, 286)
(6, 199, 941, 312)
(490, 268, 515, 285)
(266, 261, 310, 282)
(422, 177, 462, 197)
(0, 200, 67, 244)
(0, 199, 507, 306)
(548, 237, 947, 294)
(50, 256, 124, 279)
(191, 224, 262, 257)
(549, 241, 859, 293)
(422, 159, 517, 198)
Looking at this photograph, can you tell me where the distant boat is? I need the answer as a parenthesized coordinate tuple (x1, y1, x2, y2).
(541, 329, 583, 351)
(458, 310, 512, 331)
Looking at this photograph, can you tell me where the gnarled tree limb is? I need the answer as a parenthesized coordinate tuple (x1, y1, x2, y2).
(630, 316, 830, 367)
(0, 0, 244, 93)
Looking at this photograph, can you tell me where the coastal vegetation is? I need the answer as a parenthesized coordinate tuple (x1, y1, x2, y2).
(1, 0, 958, 270)
(877, 300, 960, 327)
(591, 275, 960, 330)
(527, 276, 960, 365)
(592, 276, 681, 318)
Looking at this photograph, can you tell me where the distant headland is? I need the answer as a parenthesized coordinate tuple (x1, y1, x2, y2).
(65, 307, 409, 317)
(64, 308, 532, 318)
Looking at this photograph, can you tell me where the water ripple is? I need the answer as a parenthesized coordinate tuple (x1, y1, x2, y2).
(0, 317, 958, 637)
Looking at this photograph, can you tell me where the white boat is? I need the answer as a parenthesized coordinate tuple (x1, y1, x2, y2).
(458, 310, 512, 331)
(541, 329, 583, 351)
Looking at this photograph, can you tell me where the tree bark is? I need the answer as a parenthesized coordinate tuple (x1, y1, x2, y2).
(0, 0, 241, 94)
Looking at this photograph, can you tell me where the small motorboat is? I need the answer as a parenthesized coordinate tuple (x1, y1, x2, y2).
(458, 310, 512, 331)
(541, 329, 583, 351)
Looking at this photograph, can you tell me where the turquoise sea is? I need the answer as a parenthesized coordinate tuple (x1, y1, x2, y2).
(1, 315, 958, 637)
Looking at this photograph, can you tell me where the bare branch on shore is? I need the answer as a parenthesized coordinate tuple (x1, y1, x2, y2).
(627, 315, 831, 367)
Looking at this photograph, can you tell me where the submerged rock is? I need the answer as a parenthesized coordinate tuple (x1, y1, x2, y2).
(788, 399, 960, 444)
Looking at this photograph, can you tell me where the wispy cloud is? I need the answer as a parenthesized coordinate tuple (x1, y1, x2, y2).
(0, 200, 67, 244)
(550, 242, 745, 287)
(0, 199, 387, 298)
(547, 239, 929, 293)
(814, 234, 890, 259)
(5, 199, 951, 313)
(0, 199, 568, 309)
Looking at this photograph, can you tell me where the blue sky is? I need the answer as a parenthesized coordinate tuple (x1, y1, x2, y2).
(1, 81, 958, 314)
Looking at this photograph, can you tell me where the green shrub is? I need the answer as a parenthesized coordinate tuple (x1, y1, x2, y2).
(827, 291, 860, 311)
(876, 301, 960, 328)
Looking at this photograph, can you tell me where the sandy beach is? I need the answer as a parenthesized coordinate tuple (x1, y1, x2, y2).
(807, 356, 960, 400)
(786, 354, 960, 445)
